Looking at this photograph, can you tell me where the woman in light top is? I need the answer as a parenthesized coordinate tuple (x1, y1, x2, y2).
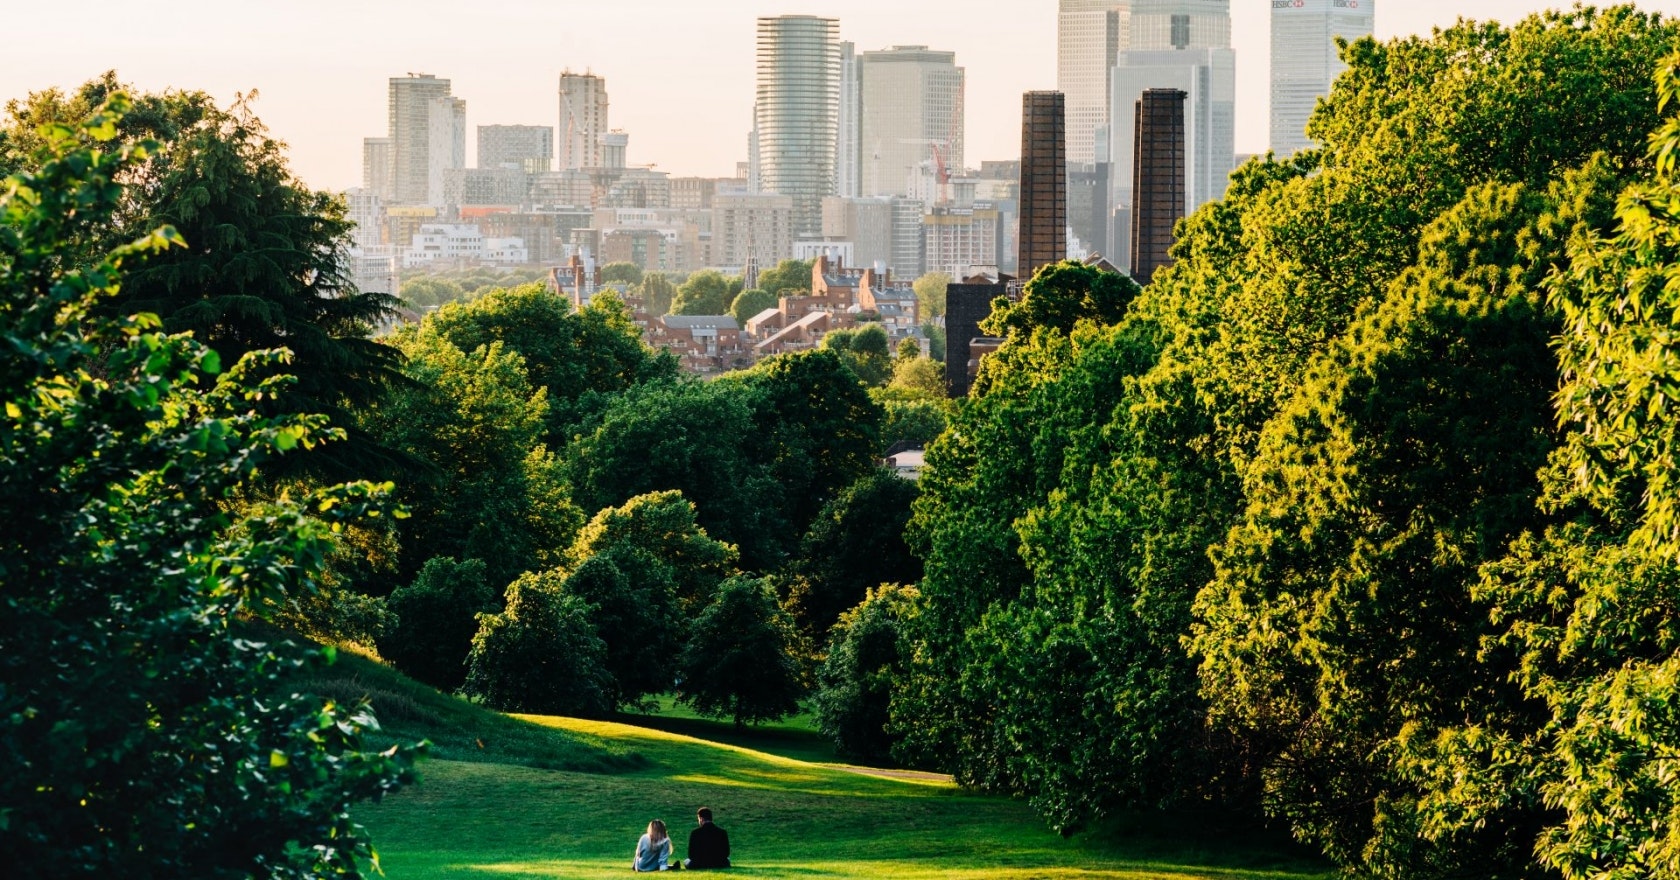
(633, 819, 672, 872)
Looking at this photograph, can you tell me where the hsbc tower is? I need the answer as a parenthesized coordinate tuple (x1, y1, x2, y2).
(1269, 0, 1374, 156)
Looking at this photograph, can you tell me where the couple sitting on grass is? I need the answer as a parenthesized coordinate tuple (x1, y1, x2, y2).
(633, 806, 731, 872)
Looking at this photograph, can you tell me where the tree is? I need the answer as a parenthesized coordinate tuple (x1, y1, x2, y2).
(786, 471, 923, 640)
(724, 350, 885, 563)
(912, 271, 951, 318)
(895, 337, 922, 362)
(814, 585, 918, 762)
(730, 287, 777, 325)
(559, 492, 738, 708)
(639, 272, 677, 317)
(2, 74, 405, 480)
(888, 356, 945, 398)
(600, 261, 644, 288)
(380, 557, 497, 692)
(756, 257, 814, 296)
(364, 327, 579, 593)
(420, 282, 677, 438)
(671, 269, 738, 316)
(0, 95, 416, 878)
(400, 276, 465, 310)
(565, 380, 779, 568)
(463, 571, 613, 717)
(678, 577, 805, 727)
(822, 325, 892, 386)
(876, 398, 950, 450)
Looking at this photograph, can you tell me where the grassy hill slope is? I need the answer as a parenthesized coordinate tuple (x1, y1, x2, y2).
(355, 709, 1329, 880)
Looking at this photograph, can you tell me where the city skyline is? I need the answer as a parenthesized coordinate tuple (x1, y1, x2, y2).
(7, 0, 1680, 192)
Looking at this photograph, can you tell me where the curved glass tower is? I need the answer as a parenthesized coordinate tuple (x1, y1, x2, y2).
(756, 15, 840, 240)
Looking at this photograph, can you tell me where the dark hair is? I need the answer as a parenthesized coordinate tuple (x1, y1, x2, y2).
(697, 807, 713, 822)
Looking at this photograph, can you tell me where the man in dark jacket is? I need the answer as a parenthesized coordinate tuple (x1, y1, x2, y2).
(683, 806, 731, 869)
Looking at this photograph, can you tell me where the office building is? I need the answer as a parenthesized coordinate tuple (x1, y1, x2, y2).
(755, 15, 841, 240)
(1102, 2, 1232, 267)
(859, 45, 965, 200)
(1058, 0, 1121, 167)
(837, 41, 861, 199)
(1109, 45, 1234, 262)
(1272, 0, 1375, 156)
(1017, 91, 1067, 281)
(559, 71, 609, 169)
(1130, 88, 1186, 284)
(388, 74, 456, 204)
(478, 125, 554, 172)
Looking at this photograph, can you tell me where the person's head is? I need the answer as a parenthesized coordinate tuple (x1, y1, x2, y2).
(648, 819, 668, 842)
(696, 807, 713, 825)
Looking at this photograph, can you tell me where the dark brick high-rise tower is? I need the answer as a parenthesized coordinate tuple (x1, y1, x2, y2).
(1017, 91, 1067, 283)
(1130, 88, 1187, 286)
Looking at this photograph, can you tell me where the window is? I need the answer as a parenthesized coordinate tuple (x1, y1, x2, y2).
(1171, 14, 1190, 50)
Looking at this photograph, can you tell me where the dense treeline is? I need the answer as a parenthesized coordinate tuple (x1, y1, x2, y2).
(892, 7, 1680, 879)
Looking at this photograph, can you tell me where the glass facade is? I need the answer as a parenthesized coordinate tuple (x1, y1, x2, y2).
(756, 15, 841, 241)
(1270, 0, 1374, 156)
(859, 46, 964, 200)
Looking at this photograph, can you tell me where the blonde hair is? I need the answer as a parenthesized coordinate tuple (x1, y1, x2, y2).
(647, 819, 668, 843)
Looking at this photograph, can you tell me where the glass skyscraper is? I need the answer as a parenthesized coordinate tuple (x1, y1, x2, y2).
(755, 15, 841, 241)
(1271, 0, 1374, 156)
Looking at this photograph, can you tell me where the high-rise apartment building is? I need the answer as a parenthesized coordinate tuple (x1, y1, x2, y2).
(426, 97, 467, 206)
(362, 137, 393, 201)
(478, 125, 554, 172)
(388, 74, 456, 204)
(1271, 0, 1374, 156)
(715, 192, 796, 271)
(836, 42, 861, 199)
(755, 15, 841, 240)
(859, 45, 965, 200)
(558, 71, 609, 169)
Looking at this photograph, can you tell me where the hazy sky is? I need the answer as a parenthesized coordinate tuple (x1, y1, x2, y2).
(6, 1, 1680, 191)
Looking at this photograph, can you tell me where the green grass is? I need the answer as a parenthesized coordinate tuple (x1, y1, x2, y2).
(356, 709, 1331, 880)
(616, 695, 841, 766)
(297, 646, 642, 773)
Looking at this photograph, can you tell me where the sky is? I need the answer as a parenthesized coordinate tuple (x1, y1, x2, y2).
(6, 1, 1680, 192)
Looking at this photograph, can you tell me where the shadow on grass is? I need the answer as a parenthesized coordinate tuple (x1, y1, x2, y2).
(614, 709, 839, 766)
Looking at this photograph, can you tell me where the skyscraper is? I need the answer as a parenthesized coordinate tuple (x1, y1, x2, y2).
(1058, 0, 1121, 167)
(558, 71, 609, 169)
(388, 74, 456, 204)
(1106, 1, 1233, 269)
(1271, 0, 1375, 156)
(755, 15, 841, 240)
(836, 41, 861, 199)
(859, 45, 965, 200)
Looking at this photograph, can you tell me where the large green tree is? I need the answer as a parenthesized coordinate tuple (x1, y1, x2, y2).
(2, 74, 404, 479)
(678, 577, 805, 728)
(0, 95, 416, 878)
(670, 269, 740, 316)
(420, 282, 677, 439)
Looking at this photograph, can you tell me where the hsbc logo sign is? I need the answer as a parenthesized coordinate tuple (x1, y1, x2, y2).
(1272, 0, 1360, 7)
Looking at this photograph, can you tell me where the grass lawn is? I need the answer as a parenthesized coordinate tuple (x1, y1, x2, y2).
(357, 709, 1331, 880)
